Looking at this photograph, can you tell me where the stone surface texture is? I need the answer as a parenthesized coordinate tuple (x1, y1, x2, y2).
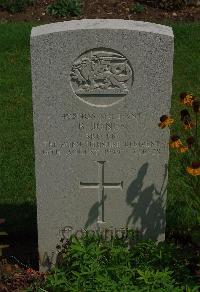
(31, 19, 174, 270)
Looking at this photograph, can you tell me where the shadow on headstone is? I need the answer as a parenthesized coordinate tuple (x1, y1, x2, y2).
(84, 195, 107, 229)
(41, 251, 54, 270)
(126, 162, 168, 240)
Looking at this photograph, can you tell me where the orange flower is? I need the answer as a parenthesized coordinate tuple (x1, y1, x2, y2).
(178, 146, 189, 153)
(183, 120, 195, 130)
(158, 115, 174, 129)
(180, 92, 195, 106)
(186, 162, 200, 176)
(169, 135, 182, 149)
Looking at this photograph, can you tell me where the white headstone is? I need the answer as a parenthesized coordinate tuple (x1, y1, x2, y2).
(31, 19, 174, 270)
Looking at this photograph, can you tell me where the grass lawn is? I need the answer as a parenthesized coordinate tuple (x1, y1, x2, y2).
(0, 21, 199, 235)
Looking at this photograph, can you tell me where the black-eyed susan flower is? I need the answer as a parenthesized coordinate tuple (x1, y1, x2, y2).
(178, 146, 189, 153)
(158, 115, 174, 129)
(186, 162, 200, 176)
(186, 136, 195, 148)
(193, 99, 200, 113)
(180, 92, 195, 106)
(169, 135, 182, 149)
(180, 109, 194, 130)
(183, 120, 195, 130)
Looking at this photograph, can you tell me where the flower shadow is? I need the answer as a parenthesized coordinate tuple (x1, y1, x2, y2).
(126, 162, 168, 241)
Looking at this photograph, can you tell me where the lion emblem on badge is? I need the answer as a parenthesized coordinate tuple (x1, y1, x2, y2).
(70, 48, 133, 106)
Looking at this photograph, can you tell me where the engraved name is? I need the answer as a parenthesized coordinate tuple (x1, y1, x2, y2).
(41, 110, 164, 157)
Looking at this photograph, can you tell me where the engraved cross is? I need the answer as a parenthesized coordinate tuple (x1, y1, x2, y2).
(80, 161, 123, 224)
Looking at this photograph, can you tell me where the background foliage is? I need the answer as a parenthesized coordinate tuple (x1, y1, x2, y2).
(46, 0, 83, 17)
(0, 0, 34, 13)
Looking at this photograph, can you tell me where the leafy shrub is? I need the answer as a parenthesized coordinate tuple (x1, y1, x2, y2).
(46, 0, 82, 17)
(0, 0, 34, 13)
(131, 2, 145, 13)
(139, 0, 193, 10)
(158, 0, 187, 10)
(33, 232, 198, 291)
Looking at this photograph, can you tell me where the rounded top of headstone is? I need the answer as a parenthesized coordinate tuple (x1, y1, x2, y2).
(31, 19, 173, 38)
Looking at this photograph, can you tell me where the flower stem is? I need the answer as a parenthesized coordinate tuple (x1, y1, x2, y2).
(195, 112, 198, 148)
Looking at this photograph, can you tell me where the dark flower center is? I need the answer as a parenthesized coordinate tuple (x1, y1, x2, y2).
(171, 135, 179, 141)
(180, 92, 189, 100)
(184, 120, 192, 126)
(160, 115, 168, 122)
(191, 162, 200, 169)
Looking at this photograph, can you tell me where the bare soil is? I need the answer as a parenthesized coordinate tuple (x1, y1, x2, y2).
(0, 0, 199, 23)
